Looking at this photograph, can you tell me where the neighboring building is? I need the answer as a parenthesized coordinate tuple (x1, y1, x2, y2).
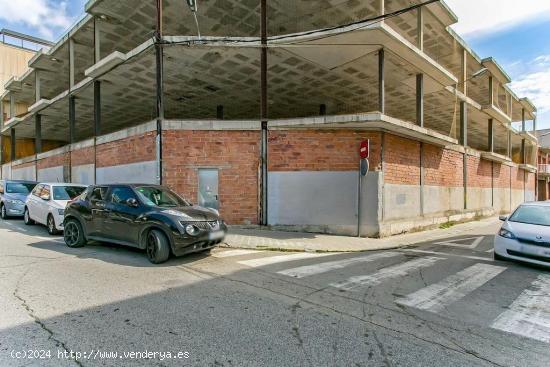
(537, 129, 550, 201)
(0, 0, 540, 237)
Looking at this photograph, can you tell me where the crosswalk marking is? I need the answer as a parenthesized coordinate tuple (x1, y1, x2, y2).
(212, 249, 263, 258)
(396, 263, 506, 313)
(331, 256, 442, 290)
(238, 252, 335, 268)
(491, 274, 550, 343)
(277, 252, 401, 278)
(402, 249, 493, 262)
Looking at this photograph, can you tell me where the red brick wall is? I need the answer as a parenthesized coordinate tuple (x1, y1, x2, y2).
(37, 152, 69, 170)
(71, 146, 95, 166)
(493, 164, 510, 189)
(96, 132, 156, 168)
(511, 166, 525, 190)
(162, 130, 260, 225)
(12, 160, 35, 170)
(423, 144, 463, 187)
(526, 171, 536, 192)
(268, 130, 382, 172)
(467, 155, 493, 188)
(384, 134, 420, 185)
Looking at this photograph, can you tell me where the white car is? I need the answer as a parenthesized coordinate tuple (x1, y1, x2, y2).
(494, 202, 550, 268)
(24, 183, 87, 234)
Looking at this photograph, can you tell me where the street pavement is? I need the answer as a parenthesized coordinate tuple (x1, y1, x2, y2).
(0, 218, 548, 366)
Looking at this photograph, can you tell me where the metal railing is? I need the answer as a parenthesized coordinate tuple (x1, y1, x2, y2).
(539, 164, 550, 174)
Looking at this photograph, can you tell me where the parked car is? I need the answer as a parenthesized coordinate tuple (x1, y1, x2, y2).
(494, 202, 550, 268)
(0, 180, 38, 219)
(63, 184, 227, 264)
(24, 183, 88, 234)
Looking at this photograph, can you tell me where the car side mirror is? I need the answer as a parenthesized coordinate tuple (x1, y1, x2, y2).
(499, 215, 507, 221)
(126, 198, 139, 208)
(40, 194, 50, 201)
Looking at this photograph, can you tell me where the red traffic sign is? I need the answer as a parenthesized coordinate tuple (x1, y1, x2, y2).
(359, 140, 370, 159)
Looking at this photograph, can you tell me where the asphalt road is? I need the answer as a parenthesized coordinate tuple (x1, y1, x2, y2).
(0, 218, 548, 367)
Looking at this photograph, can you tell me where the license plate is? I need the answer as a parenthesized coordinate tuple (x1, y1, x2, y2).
(209, 231, 225, 240)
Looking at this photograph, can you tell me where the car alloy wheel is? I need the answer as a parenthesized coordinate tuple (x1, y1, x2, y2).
(64, 221, 79, 247)
(47, 216, 57, 235)
(146, 233, 158, 260)
(1, 205, 6, 219)
(24, 208, 33, 225)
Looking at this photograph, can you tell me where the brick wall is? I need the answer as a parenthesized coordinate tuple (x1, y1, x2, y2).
(162, 130, 260, 225)
(268, 130, 382, 172)
(12, 160, 35, 170)
(37, 152, 69, 170)
(423, 144, 463, 187)
(526, 171, 536, 192)
(384, 134, 420, 185)
(96, 132, 156, 168)
(511, 166, 525, 190)
(493, 164, 510, 189)
(71, 146, 95, 166)
(467, 155, 492, 188)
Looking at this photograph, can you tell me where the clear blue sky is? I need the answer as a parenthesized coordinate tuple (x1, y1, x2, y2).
(0, 0, 549, 129)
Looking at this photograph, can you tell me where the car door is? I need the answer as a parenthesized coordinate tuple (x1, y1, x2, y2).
(36, 185, 51, 225)
(87, 186, 110, 237)
(104, 186, 142, 246)
(27, 184, 43, 223)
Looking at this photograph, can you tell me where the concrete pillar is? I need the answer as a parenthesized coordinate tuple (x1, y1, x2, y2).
(35, 71, 41, 102)
(0, 99, 4, 125)
(9, 93, 15, 119)
(379, 0, 385, 16)
(533, 116, 537, 132)
(10, 128, 15, 162)
(94, 17, 101, 63)
(69, 96, 76, 144)
(488, 76, 493, 106)
(69, 38, 75, 88)
(94, 81, 101, 136)
(417, 7, 424, 51)
(319, 104, 326, 116)
(461, 49, 467, 96)
(507, 130, 512, 158)
(521, 139, 526, 164)
(378, 49, 385, 114)
(488, 119, 494, 152)
(0, 135, 4, 165)
(460, 101, 467, 146)
(416, 73, 424, 127)
(521, 108, 525, 132)
(35, 114, 42, 154)
(216, 105, 224, 120)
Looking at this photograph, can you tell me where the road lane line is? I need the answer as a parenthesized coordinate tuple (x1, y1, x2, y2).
(491, 274, 550, 343)
(277, 252, 401, 278)
(331, 257, 442, 290)
(402, 249, 493, 262)
(212, 249, 264, 258)
(238, 252, 335, 267)
(396, 263, 506, 313)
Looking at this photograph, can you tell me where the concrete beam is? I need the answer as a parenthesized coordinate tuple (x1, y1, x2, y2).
(35, 114, 42, 154)
(416, 73, 423, 127)
(379, 49, 385, 114)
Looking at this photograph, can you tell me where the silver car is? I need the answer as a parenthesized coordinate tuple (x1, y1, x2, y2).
(0, 180, 38, 219)
(494, 202, 550, 268)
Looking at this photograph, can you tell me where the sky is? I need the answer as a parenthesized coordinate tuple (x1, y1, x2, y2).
(0, 0, 549, 129)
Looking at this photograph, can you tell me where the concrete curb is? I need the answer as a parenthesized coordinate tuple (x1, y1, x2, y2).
(221, 217, 501, 253)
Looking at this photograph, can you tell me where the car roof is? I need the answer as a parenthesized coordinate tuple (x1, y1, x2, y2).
(3, 180, 37, 184)
(92, 183, 162, 188)
(519, 201, 550, 207)
(40, 182, 88, 187)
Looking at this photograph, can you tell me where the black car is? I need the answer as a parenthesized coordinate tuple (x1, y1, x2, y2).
(63, 184, 227, 263)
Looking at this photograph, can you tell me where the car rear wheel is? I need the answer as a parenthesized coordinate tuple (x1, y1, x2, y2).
(146, 230, 170, 264)
(23, 208, 34, 225)
(47, 215, 59, 235)
(64, 219, 86, 248)
(1, 204, 7, 219)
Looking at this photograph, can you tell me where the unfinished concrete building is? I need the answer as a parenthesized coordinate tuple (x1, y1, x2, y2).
(0, 0, 539, 236)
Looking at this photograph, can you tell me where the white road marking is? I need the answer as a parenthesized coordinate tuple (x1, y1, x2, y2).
(491, 274, 550, 343)
(212, 249, 263, 258)
(397, 263, 506, 313)
(402, 249, 493, 262)
(277, 251, 401, 278)
(238, 252, 335, 268)
(434, 236, 484, 249)
(331, 256, 442, 290)
(485, 248, 494, 253)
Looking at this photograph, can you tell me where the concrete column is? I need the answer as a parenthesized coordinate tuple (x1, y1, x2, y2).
(488, 76, 493, 106)
(379, 0, 385, 16)
(69, 38, 75, 89)
(94, 17, 101, 63)
(216, 105, 224, 120)
(533, 116, 537, 132)
(319, 104, 326, 116)
(35, 114, 42, 154)
(378, 49, 385, 114)
(461, 49, 467, 96)
(460, 101, 467, 146)
(521, 108, 526, 132)
(0, 135, 4, 165)
(69, 96, 76, 144)
(10, 128, 15, 162)
(0, 99, 4, 125)
(488, 119, 494, 152)
(507, 130, 512, 158)
(35, 71, 41, 102)
(9, 93, 15, 119)
(416, 73, 424, 127)
(521, 139, 526, 164)
(94, 81, 101, 136)
(417, 6, 424, 51)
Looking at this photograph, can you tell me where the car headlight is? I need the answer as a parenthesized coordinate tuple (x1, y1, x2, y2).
(7, 199, 24, 205)
(499, 228, 516, 239)
(185, 224, 199, 236)
(57, 209, 65, 216)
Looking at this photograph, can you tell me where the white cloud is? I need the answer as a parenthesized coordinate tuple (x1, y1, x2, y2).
(0, 0, 72, 39)
(445, 0, 550, 37)
(512, 71, 550, 114)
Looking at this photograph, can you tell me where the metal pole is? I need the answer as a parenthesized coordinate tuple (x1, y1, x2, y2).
(357, 161, 363, 237)
(155, 0, 164, 186)
(260, 0, 268, 226)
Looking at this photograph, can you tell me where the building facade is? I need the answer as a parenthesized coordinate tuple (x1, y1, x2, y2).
(0, 0, 540, 237)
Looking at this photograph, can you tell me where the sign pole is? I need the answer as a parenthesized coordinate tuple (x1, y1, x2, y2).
(358, 139, 370, 238)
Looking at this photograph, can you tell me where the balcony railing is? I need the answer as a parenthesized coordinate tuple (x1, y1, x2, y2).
(539, 164, 550, 174)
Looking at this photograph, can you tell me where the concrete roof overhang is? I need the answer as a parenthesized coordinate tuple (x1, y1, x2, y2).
(480, 151, 512, 164)
(482, 58, 512, 84)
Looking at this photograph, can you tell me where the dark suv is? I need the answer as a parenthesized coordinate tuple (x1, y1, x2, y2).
(63, 184, 227, 264)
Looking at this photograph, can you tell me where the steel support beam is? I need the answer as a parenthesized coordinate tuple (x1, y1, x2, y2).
(69, 96, 76, 144)
(10, 128, 15, 162)
(416, 73, 424, 127)
(488, 119, 494, 152)
(378, 49, 385, 114)
(35, 114, 42, 154)
(260, 0, 268, 225)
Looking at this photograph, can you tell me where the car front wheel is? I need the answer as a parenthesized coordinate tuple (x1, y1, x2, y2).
(47, 215, 60, 235)
(146, 230, 170, 264)
(1, 204, 7, 219)
(64, 218, 86, 248)
(24, 208, 34, 225)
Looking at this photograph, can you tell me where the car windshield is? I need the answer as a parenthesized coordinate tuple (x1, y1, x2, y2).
(6, 183, 36, 194)
(53, 186, 86, 200)
(135, 186, 190, 208)
(508, 205, 550, 226)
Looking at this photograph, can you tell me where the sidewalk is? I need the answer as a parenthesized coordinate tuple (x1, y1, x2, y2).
(223, 217, 501, 252)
